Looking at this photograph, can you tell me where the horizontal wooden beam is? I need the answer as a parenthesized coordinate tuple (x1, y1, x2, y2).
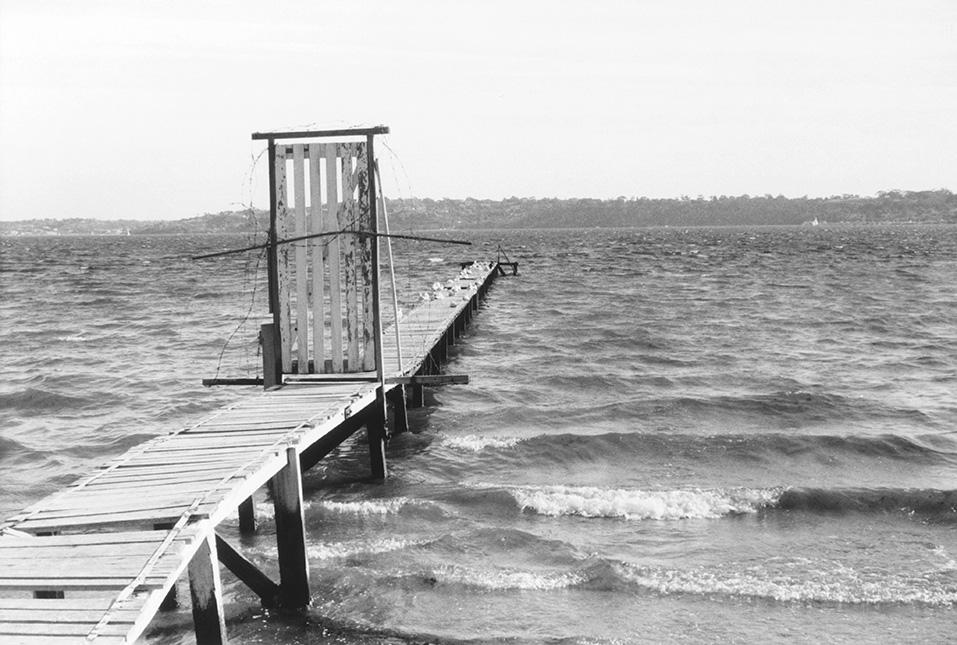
(284, 374, 468, 386)
(202, 378, 264, 387)
(252, 126, 389, 141)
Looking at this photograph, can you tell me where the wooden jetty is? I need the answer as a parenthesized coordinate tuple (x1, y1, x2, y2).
(0, 127, 515, 644)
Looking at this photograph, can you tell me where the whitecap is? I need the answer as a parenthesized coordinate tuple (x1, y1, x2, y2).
(444, 434, 523, 451)
(617, 562, 957, 606)
(509, 485, 780, 521)
(309, 536, 426, 560)
(316, 497, 412, 515)
(432, 563, 582, 591)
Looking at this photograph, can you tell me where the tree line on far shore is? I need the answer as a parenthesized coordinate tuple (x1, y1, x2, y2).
(4, 189, 954, 235)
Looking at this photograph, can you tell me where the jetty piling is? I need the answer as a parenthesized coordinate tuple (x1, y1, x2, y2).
(0, 126, 517, 644)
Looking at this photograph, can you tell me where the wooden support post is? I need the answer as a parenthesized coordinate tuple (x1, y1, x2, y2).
(261, 323, 281, 389)
(409, 383, 425, 408)
(188, 530, 227, 645)
(388, 385, 409, 435)
(271, 446, 310, 610)
(238, 495, 256, 535)
(366, 390, 387, 479)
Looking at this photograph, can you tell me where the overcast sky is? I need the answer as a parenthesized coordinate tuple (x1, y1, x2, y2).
(1, 0, 955, 221)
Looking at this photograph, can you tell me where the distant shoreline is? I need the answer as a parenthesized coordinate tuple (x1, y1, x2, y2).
(5, 221, 956, 239)
(2, 190, 954, 235)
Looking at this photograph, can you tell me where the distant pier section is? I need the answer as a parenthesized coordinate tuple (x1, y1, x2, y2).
(0, 126, 515, 644)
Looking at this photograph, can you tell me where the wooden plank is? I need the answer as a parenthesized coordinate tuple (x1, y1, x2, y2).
(137, 438, 285, 452)
(275, 145, 293, 373)
(293, 143, 309, 374)
(15, 505, 217, 531)
(0, 577, 166, 590)
(355, 141, 376, 371)
(0, 598, 114, 611)
(0, 636, 124, 645)
(0, 546, 163, 562)
(0, 560, 178, 578)
(325, 143, 344, 371)
(309, 142, 326, 374)
(127, 443, 281, 456)
(0, 608, 139, 623)
(0, 622, 114, 636)
(27, 492, 221, 514)
(339, 145, 359, 372)
(0, 531, 181, 548)
(81, 465, 248, 482)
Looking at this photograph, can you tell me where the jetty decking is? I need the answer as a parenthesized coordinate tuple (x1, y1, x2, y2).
(0, 260, 504, 644)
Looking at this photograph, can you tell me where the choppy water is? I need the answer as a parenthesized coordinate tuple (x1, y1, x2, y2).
(1, 225, 956, 644)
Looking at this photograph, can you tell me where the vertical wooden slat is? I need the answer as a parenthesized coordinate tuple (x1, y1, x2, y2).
(308, 144, 325, 373)
(293, 144, 309, 374)
(355, 142, 376, 371)
(339, 144, 359, 372)
(275, 147, 292, 373)
(325, 144, 343, 372)
(261, 323, 280, 388)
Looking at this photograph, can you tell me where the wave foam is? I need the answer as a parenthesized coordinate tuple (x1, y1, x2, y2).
(316, 497, 413, 515)
(309, 537, 426, 560)
(432, 564, 583, 591)
(510, 485, 779, 521)
(618, 562, 957, 606)
(444, 434, 524, 451)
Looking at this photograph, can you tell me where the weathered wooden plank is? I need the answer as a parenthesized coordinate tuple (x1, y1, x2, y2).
(0, 560, 178, 578)
(15, 505, 217, 531)
(0, 576, 167, 590)
(0, 608, 138, 624)
(0, 531, 183, 548)
(26, 492, 223, 514)
(81, 466, 248, 483)
(125, 443, 281, 457)
(0, 636, 125, 645)
(355, 141, 376, 371)
(275, 145, 293, 373)
(0, 544, 163, 561)
(325, 143, 344, 371)
(293, 143, 309, 374)
(0, 598, 115, 611)
(339, 145, 359, 372)
(0, 622, 124, 636)
(137, 439, 285, 453)
(308, 143, 326, 374)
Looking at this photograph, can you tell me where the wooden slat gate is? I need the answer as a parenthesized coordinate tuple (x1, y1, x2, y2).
(262, 129, 388, 377)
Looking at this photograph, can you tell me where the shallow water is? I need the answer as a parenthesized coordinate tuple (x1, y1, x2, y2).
(1, 225, 956, 643)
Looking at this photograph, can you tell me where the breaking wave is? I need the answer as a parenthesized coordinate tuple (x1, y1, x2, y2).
(494, 484, 956, 523)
